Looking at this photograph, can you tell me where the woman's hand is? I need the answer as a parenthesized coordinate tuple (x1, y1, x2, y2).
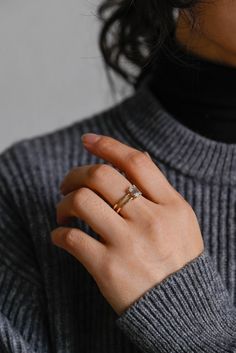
(51, 133, 204, 316)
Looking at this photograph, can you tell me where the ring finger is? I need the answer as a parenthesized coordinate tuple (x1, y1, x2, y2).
(59, 163, 153, 220)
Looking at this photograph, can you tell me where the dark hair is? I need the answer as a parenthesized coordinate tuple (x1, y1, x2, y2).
(96, 0, 202, 94)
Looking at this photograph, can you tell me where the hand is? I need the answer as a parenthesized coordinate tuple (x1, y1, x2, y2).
(51, 133, 204, 316)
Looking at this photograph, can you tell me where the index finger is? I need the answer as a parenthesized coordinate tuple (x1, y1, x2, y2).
(81, 134, 177, 204)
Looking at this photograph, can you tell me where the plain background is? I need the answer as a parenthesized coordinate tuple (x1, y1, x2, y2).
(0, 0, 133, 153)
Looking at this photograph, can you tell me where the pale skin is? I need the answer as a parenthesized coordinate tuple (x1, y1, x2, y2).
(51, 3, 236, 316)
(51, 134, 204, 316)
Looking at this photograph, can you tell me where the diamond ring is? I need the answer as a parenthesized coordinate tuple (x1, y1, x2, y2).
(113, 184, 142, 214)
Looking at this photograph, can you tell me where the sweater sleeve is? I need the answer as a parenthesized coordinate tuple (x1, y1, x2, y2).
(115, 249, 236, 353)
(0, 146, 52, 353)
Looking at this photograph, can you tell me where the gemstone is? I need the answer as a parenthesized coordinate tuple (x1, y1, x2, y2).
(128, 184, 142, 198)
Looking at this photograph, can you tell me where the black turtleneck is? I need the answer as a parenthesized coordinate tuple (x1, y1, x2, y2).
(147, 31, 236, 144)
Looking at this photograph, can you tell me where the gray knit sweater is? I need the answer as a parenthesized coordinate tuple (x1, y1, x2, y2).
(0, 82, 236, 353)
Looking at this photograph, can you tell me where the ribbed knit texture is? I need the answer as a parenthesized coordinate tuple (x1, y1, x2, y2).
(1, 81, 236, 352)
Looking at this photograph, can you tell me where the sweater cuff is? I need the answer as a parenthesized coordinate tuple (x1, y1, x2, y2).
(115, 249, 236, 353)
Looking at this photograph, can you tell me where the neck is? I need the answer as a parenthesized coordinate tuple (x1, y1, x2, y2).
(146, 30, 236, 144)
(175, 11, 236, 69)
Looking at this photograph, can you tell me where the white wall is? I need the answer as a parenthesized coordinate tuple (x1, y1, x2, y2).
(0, 0, 132, 153)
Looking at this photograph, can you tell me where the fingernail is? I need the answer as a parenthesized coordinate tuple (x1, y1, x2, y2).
(144, 151, 152, 160)
(81, 133, 101, 144)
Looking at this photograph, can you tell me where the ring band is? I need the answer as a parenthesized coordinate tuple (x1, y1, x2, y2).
(113, 184, 142, 214)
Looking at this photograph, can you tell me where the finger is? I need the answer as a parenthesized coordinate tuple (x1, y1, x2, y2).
(60, 164, 152, 220)
(144, 151, 152, 160)
(81, 134, 176, 204)
(51, 226, 105, 277)
(56, 187, 128, 244)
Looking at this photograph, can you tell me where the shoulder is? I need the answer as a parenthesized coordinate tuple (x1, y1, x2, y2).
(0, 90, 137, 183)
(0, 95, 138, 281)
(0, 95, 134, 213)
(0, 103, 116, 185)
(0, 104, 122, 266)
(0, 93, 133, 167)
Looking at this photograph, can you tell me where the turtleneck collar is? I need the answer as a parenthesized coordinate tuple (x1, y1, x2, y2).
(142, 31, 236, 144)
(114, 82, 236, 186)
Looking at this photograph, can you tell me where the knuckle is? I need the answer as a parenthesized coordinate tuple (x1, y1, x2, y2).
(175, 198, 194, 217)
(72, 187, 91, 210)
(64, 228, 77, 247)
(88, 163, 112, 181)
(171, 190, 188, 203)
(127, 151, 148, 167)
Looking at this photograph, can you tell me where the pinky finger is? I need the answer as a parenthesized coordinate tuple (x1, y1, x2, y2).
(51, 226, 106, 277)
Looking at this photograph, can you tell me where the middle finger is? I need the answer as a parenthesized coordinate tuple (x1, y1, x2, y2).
(60, 163, 152, 220)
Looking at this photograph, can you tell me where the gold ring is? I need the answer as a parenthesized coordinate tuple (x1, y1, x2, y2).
(113, 184, 142, 214)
